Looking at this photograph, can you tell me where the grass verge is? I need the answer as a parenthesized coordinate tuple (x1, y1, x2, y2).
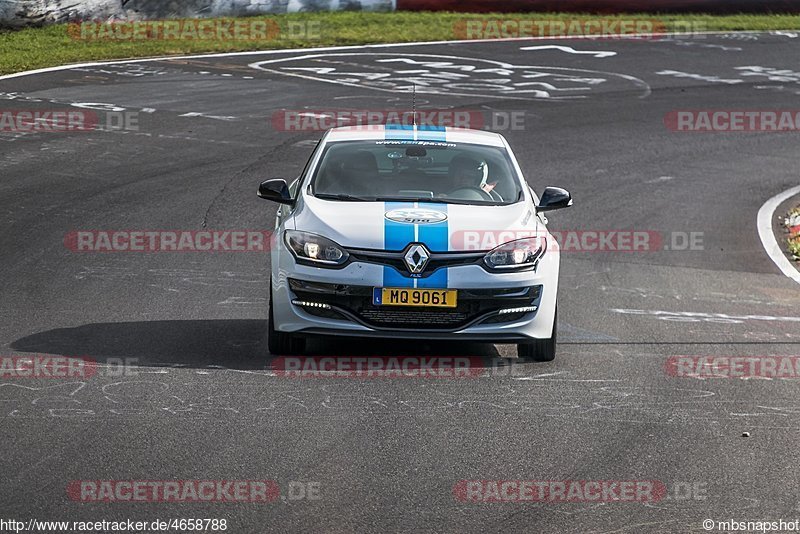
(2, 12, 800, 75)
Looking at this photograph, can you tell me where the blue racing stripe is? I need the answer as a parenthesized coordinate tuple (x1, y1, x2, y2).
(416, 203, 449, 289)
(384, 123, 414, 141)
(383, 202, 415, 288)
(385, 124, 447, 143)
(414, 125, 447, 143)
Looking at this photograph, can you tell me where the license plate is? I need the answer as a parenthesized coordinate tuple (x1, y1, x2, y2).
(373, 288, 458, 308)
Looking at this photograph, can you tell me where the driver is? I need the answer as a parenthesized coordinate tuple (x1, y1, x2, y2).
(448, 155, 497, 196)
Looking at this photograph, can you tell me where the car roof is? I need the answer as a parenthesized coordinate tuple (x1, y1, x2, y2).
(324, 125, 507, 148)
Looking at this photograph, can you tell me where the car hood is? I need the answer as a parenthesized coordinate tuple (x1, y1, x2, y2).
(292, 196, 539, 252)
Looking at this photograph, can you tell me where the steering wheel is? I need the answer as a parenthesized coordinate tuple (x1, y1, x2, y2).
(488, 189, 503, 202)
(447, 187, 495, 202)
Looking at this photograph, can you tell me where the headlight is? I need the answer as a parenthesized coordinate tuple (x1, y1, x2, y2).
(284, 230, 349, 267)
(484, 237, 546, 271)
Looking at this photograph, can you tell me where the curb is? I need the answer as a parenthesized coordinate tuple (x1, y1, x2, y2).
(758, 185, 800, 285)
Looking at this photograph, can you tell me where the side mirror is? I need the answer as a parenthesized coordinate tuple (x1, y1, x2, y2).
(258, 178, 293, 205)
(537, 186, 573, 212)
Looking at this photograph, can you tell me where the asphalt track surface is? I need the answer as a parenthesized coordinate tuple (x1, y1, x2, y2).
(2, 33, 800, 533)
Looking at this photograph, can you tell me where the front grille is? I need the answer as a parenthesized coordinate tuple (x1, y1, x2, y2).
(360, 308, 470, 327)
(289, 279, 541, 331)
(347, 247, 484, 279)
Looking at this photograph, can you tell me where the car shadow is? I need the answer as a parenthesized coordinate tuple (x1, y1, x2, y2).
(10, 320, 507, 371)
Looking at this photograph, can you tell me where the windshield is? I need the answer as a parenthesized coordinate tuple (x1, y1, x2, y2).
(309, 140, 523, 205)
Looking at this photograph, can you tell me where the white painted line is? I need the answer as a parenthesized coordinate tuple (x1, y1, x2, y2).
(757, 184, 800, 285)
(248, 52, 651, 101)
(519, 45, 617, 58)
(0, 30, 797, 82)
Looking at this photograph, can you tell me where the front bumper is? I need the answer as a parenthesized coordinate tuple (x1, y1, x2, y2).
(289, 278, 542, 332)
(271, 246, 560, 342)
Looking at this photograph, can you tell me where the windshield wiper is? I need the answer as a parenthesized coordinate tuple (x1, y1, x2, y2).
(372, 197, 493, 206)
(314, 193, 373, 202)
(314, 194, 506, 206)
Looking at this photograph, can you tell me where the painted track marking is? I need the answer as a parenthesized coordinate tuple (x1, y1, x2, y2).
(1, 30, 797, 82)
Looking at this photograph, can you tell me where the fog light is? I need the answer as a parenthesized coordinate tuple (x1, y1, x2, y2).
(497, 306, 538, 315)
(292, 300, 332, 310)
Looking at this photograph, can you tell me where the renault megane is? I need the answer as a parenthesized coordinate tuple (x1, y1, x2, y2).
(259, 124, 572, 361)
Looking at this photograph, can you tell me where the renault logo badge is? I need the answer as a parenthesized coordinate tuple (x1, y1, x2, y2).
(404, 244, 430, 274)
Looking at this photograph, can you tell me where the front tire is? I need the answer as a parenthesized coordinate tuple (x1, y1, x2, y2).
(268, 284, 306, 356)
(518, 307, 557, 362)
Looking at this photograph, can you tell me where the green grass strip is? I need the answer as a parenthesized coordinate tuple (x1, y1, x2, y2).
(3, 12, 800, 75)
